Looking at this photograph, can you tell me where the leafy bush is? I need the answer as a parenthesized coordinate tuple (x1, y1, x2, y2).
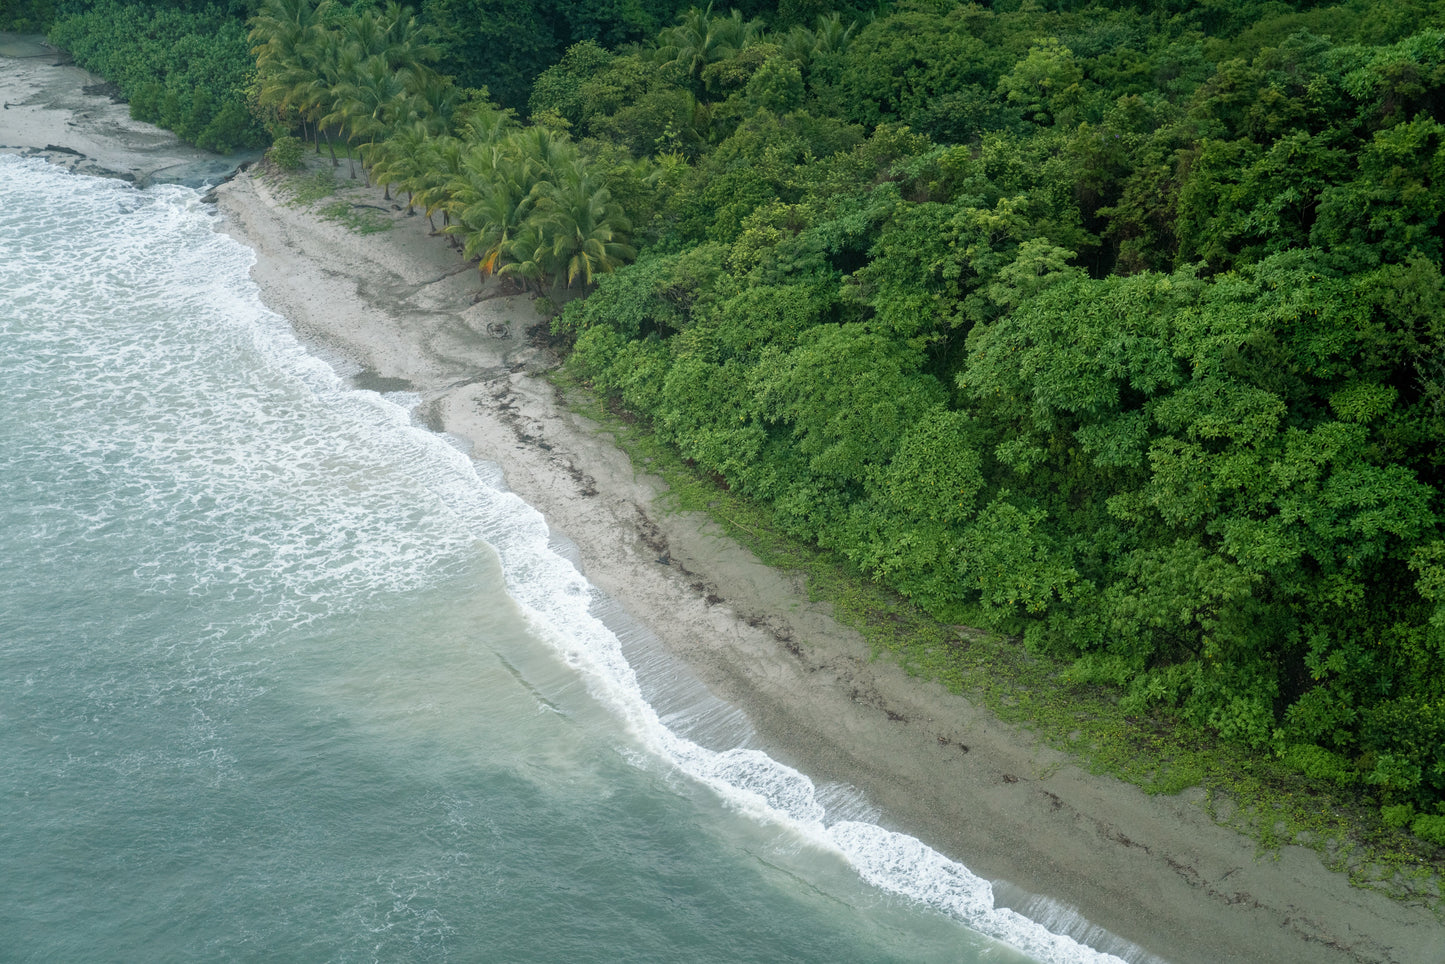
(266, 134, 306, 171)
(1381, 803, 1416, 828)
(1281, 744, 1356, 787)
(48, 1, 266, 153)
(1412, 813, 1445, 847)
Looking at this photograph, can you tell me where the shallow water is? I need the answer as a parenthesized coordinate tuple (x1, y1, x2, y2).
(0, 155, 1130, 963)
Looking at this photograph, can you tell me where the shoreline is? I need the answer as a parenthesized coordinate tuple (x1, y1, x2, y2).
(0, 32, 257, 186)
(211, 164, 1440, 964)
(4, 35, 1438, 962)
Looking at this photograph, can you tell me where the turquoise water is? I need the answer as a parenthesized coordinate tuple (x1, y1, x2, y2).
(0, 156, 1130, 963)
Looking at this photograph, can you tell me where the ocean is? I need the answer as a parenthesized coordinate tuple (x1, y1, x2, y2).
(0, 155, 1128, 963)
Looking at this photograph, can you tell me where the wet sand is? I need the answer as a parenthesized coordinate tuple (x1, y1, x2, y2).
(0, 33, 255, 185)
(6, 33, 1441, 964)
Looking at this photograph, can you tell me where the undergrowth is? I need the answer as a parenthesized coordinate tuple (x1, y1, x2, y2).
(274, 159, 391, 234)
(279, 164, 337, 205)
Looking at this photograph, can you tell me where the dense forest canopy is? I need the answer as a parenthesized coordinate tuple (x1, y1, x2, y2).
(8, 0, 1443, 843)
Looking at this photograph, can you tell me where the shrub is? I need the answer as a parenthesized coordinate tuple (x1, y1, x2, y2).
(1282, 743, 1356, 787)
(266, 135, 306, 171)
(1411, 813, 1445, 846)
(1381, 803, 1415, 828)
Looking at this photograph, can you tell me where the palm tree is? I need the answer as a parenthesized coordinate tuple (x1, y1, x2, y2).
(412, 133, 465, 234)
(340, 6, 388, 62)
(546, 172, 636, 289)
(654, 4, 763, 99)
(369, 123, 425, 210)
(250, 0, 332, 137)
(810, 12, 856, 57)
(336, 54, 410, 186)
(503, 167, 635, 292)
(282, 28, 350, 164)
(712, 8, 766, 52)
(779, 23, 816, 64)
(368, 68, 461, 206)
(250, 0, 328, 78)
(442, 135, 540, 276)
(337, 1, 436, 73)
(379, 1, 439, 70)
(507, 125, 580, 188)
(458, 103, 515, 148)
(778, 12, 856, 84)
(317, 41, 371, 178)
(402, 66, 462, 136)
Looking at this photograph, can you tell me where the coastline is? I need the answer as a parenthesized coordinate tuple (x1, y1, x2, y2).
(0, 33, 256, 185)
(210, 166, 1440, 964)
(4, 37, 1438, 963)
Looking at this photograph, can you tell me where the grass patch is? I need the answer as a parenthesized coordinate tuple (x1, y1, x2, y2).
(318, 199, 391, 235)
(547, 366, 1444, 908)
(280, 165, 338, 205)
(272, 159, 392, 235)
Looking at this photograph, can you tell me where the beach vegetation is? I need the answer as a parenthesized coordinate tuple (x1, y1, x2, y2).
(246, 0, 641, 289)
(265, 133, 306, 169)
(318, 197, 392, 232)
(42, 0, 268, 152)
(282, 164, 338, 204)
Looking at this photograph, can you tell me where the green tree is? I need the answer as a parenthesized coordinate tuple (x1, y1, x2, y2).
(654, 4, 765, 100)
(501, 165, 636, 291)
(996, 38, 1088, 128)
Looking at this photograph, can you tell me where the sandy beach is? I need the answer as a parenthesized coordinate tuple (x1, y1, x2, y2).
(5, 34, 1441, 963)
(210, 164, 1443, 964)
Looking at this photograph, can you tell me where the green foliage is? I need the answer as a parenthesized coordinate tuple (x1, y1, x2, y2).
(282, 165, 338, 204)
(1283, 743, 1357, 786)
(0, 0, 63, 32)
(1413, 814, 1445, 846)
(247, 0, 641, 283)
(743, 53, 804, 113)
(227, 0, 1445, 847)
(318, 198, 391, 233)
(419, 0, 684, 109)
(528, 40, 614, 126)
(653, 3, 765, 99)
(1313, 116, 1445, 267)
(832, 5, 1015, 142)
(557, 243, 728, 340)
(997, 38, 1089, 127)
(436, 120, 636, 290)
(1381, 803, 1416, 828)
(576, 52, 701, 156)
(419, 0, 557, 109)
(266, 133, 306, 169)
(48, 0, 268, 152)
